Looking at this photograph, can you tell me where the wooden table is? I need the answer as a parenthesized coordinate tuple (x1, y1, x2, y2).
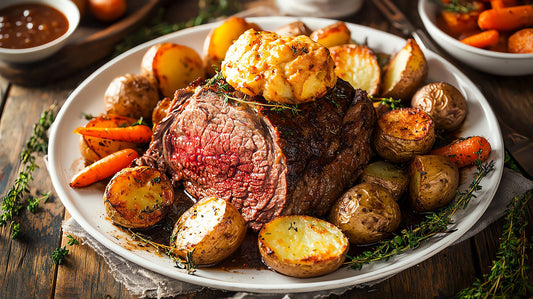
(1, 1, 532, 298)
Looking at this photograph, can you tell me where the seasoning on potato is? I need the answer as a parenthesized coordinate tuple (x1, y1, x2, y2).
(258, 215, 349, 278)
(408, 155, 460, 212)
(329, 182, 401, 245)
(411, 82, 468, 131)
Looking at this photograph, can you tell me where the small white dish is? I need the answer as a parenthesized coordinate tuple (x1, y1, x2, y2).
(0, 0, 80, 63)
(418, 0, 533, 76)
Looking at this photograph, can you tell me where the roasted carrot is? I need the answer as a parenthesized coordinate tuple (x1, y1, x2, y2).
(490, 0, 517, 9)
(508, 28, 533, 53)
(430, 136, 491, 168)
(73, 124, 153, 143)
(478, 5, 533, 31)
(460, 30, 500, 48)
(70, 148, 139, 188)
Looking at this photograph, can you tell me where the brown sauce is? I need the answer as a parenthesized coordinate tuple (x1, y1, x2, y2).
(0, 3, 69, 49)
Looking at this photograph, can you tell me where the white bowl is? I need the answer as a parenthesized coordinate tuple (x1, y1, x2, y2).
(0, 0, 80, 63)
(418, 0, 533, 76)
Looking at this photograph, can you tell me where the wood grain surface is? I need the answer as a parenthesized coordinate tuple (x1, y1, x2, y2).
(1, 1, 532, 298)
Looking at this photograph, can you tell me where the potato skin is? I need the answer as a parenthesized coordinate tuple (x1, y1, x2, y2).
(275, 21, 312, 37)
(373, 107, 436, 163)
(104, 166, 175, 228)
(310, 21, 352, 48)
(171, 196, 247, 265)
(409, 155, 460, 212)
(258, 215, 349, 278)
(329, 182, 401, 245)
(104, 74, 160, 121)
(360, 160, 409, 201)
(411, 82, 468, 131)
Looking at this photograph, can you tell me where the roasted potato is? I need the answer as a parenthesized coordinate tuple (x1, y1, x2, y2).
(203, 17, 260, 76)
(360, 160, 409, 201)
(151, 97, 172, 126)
(170, 196, 247, 265)
(329, 182, 401, 245)
(141, 43, 205, 98)
(79, 114, 144, 164)
(275, 21, 312, 37)
(104, 166, 174, 228)
(310, 21, 352, 48)
(104, 73, 160, 121)
(411, 82, 468, 131)
(380, 38, 428, 101)
(373, 107, 436, 163)
(258, 215, 349, 278)
(329, 44, 381, 95)
(409, 155, 460, 212)
(222, 29, 336, 104)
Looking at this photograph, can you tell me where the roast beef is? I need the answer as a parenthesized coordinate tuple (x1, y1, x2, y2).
(138, 78, 376, 230)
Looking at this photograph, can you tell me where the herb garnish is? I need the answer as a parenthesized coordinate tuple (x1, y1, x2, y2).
(0, 104, 57, 239)
(347, 160, 495, 269)
(434, 0, 475, 13)
(52, 234, 80, 265)
(456, 190, 532, 298)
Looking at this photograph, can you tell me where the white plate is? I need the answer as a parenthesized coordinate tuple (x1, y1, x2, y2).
(48, 16, 504, 294)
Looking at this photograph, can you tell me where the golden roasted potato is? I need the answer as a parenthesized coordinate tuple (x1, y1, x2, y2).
(203, 17, 260, 76)
(151, 97, 172, 126)
(411, 82, 468, 131)
(79, 114, 144, 164)
(258, 215, 349, 278)
(310, 21, 352, 48)
(275, 21, 312, 37)
(329, 182, 401, 245)
(170, 196, 247, 265)
(380, 38, 428, 101)
(373, 107, 436, 163)
(329, 44, 381, 95)
(409, 155, 460, 212)
(222, 29, 336, 105)
(360, 160, 409, 201)
(104, 73, 160, 121)
(141, 43, 205, 98)
(104, 166, 175, 228)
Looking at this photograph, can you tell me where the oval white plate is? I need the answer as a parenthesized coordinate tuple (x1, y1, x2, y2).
(48, 16, 504, 294)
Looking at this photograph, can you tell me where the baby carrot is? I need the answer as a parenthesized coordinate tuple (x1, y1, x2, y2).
(73, 124, 152, 143)
(430, 136, 491, 168)
(70, 148, 139, 188)
(478, 5, 533, 31)
(460, 30, 500, 48)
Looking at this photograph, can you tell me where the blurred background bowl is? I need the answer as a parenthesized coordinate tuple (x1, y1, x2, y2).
(0, 0, 80, 64)
(418, 0, 533, 76)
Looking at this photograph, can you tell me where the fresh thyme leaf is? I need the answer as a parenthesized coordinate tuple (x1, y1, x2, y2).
(66, 234, 80, 246)
(1, 104, 57, 238)
(434, 0, 475, 13)
(455, 190, 532, 298)
(52, 246, 69, 265)
(347, 159, 495, 270)
(27, 192, 50, 213)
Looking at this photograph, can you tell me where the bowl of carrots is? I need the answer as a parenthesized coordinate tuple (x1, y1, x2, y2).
(418, 0, 533, 76)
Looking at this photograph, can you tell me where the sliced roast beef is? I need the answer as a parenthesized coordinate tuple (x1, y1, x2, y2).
(138, 78, 376, 230)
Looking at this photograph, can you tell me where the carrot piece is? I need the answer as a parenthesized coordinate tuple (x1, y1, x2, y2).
(73, 124, 152, 143)
(508, 28, 533, 53)
(460, 30, 500, 48)
(430, 136, 492, 168)
(440, 10, 481, 36)
(490, 0, 517, 9)
(478, 5, 533, 31)
(70, 148, 139, 188)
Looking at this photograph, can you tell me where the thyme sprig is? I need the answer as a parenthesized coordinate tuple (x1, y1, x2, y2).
(434, 0, 475, 13)
(52, 234, 80, 265)
(347, 160, 495, 270)
(456, 190, 532, 298)
(130, 230, 197, 274)
(1, 104, 57, 239)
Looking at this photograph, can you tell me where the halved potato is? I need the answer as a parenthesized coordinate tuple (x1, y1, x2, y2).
(310, 21, 352, 48)
(329, 44, 381, 95)
(170, 196, 247, 265)
(329, 182, 401, 245)
(104, 166, 175, 228)
(141, 43, 205, 98)
(257, 215, 349, 278)
(380, 38, 428, 101)
(275, 21, 312, 37)
(409, 155, 460, 212)
(373, 107, 436, 163)
(203, 17, 260, 76)
(79, 114, 145, 164)
(360, 160, 409, 201)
